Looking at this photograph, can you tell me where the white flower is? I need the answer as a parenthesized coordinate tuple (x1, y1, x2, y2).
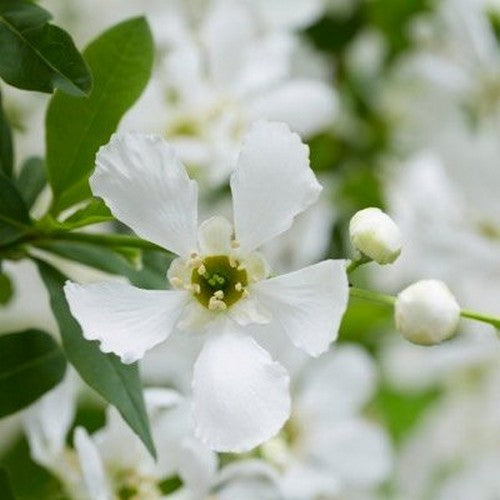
(349, 207, 402, 265)
(395, 280, 460, 346)
(63, 121, 349, 453)
(122, 0, 336, 186)
(260, 345, 392, 499)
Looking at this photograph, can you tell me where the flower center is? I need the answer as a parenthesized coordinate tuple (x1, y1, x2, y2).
(191, 255, 248, 310)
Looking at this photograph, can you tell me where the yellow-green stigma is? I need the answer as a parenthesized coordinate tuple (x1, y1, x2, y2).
(191, 255, 248, 310)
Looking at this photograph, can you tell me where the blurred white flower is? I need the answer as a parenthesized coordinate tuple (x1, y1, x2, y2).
(395, 362, 500, 500)
(349, 207, 402, 265)
(395, 280, 460, 346)
(260, 345, 392, 499)
(122, 0, 336, 186)
(63, 122, 349, 453)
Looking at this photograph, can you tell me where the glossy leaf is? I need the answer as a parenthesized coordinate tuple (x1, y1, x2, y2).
(0, 89, 13, 177)
(0, 329, 67, 418)
(36, 258, 156, 458)
(0, 271, 13, 305)
(61, 198, 113, 229)
(15, 156, 46, 208)
(46, 17, 154, 214)
(0, 171, 31, 245)
(0, 0, 91, 95)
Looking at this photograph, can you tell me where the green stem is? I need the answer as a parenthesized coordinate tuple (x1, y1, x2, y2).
(346, 254, 372, 274)
(349, 287, 500, 330)
(32, 231, 167, 252)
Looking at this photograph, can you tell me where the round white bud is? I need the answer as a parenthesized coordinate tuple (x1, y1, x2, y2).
(349, 207, 402, 264)
(395, 280, 460, 346)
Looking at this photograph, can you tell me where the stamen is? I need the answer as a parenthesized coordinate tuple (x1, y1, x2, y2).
(169, 277, 184, 289)
(197, 264, 207, 275)
(208, 296, 227, 311)
(235, 282, 243, 292)
(231, 240, 240, 249)
(189, 256, 203, 268)
(242, 289, 249, 298)
(237, 263, 246, 271)
(214, 290, 224, 299)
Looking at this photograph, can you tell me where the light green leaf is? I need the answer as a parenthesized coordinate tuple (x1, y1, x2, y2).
(0, 171, 31, 245)
(61, 198, 113, 229)
(0, 329, 67, 418)
(36, 258, 156, 458)
(0, 89, 13, 177)
(46, 17, 154, 214)
(15, 156, 46, 208)
(0, 0, 92, 95)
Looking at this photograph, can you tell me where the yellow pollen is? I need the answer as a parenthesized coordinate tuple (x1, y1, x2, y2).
(197, 264, 207, 275)
(237, 263, 246, 271)
(235, 282, 243, 292)
(229, 255, 238, 268)
(213, 290, 224, 299)
(242, 289, 249, 298)
(208, 296, 227, 311)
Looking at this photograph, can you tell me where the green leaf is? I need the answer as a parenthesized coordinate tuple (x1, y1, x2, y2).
(15, 156, 46, 208)
(0, 271, 13, 305)
(0, 0, 91, 96)
(0, 329, 67, 418)
(46, 17, 154, 214)
(61, 198, 113, 229)
(38, 240, 171, 289)
(0, 468, 15, 500)
(0, 171, 31, 245)
(35, 258, 156, 458)
(0, 89, 14, 177)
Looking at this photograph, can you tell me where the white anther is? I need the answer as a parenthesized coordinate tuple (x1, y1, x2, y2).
(208, 296, 227, 311)
(213, 290, 224, 299)
(235, 282, 243, 292)
(169, 277, 184, 289)
(197, 264, 207, 275)
(191, 283, 201, 294)
(231, 240, 240, 249)
(237, 263, 246, 271)
(241, 289, 249, 298)
(229, 255, 238, 268)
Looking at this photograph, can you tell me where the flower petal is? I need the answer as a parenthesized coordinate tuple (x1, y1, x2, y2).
(252, 260, 348, 356)
(178, 436, 218, 497)
(74, 427, 112, 500)
(198, 216, 233, 256)
(249, 79, 337, 137)
(64, 281, 189, 363)
(91, 133, 198, 257)
(230, 121, 322, 253)
(296, 345, 377, 422)
(192, 328, 290, 452)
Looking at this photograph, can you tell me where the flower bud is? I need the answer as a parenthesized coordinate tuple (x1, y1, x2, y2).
(349, 208, 402, 264)
(395, 280, 460, 346)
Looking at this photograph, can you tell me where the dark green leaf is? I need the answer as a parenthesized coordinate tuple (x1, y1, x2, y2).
(38, 240, 171, 289)
(0, 271, 13, 304)
(35, 258, 156, 458)
(61, 198, 113, 229)
(46, 17, 154, 214)
(159, 475, 183, 495)
(0, 329, 67, 418)
(0, 468, 15, 500)
(0, 0, 91, 95)
(15, 157, 46, 208)
(0, 89, 13, 177)
(0, 171, 31, 245)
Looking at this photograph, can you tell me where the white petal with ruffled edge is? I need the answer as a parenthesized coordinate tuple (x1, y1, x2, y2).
(249, 79, 337, 137)
(74, 427, 112, 500)
(230, 121, 322, 254)
(192, 328, 290, 452)
(91, 133, 198, 257)
(198, 216, 233, 255)
(296, 345, 377, 422)
(252, 260, 348, 356)
(64, 281, 189, 363)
